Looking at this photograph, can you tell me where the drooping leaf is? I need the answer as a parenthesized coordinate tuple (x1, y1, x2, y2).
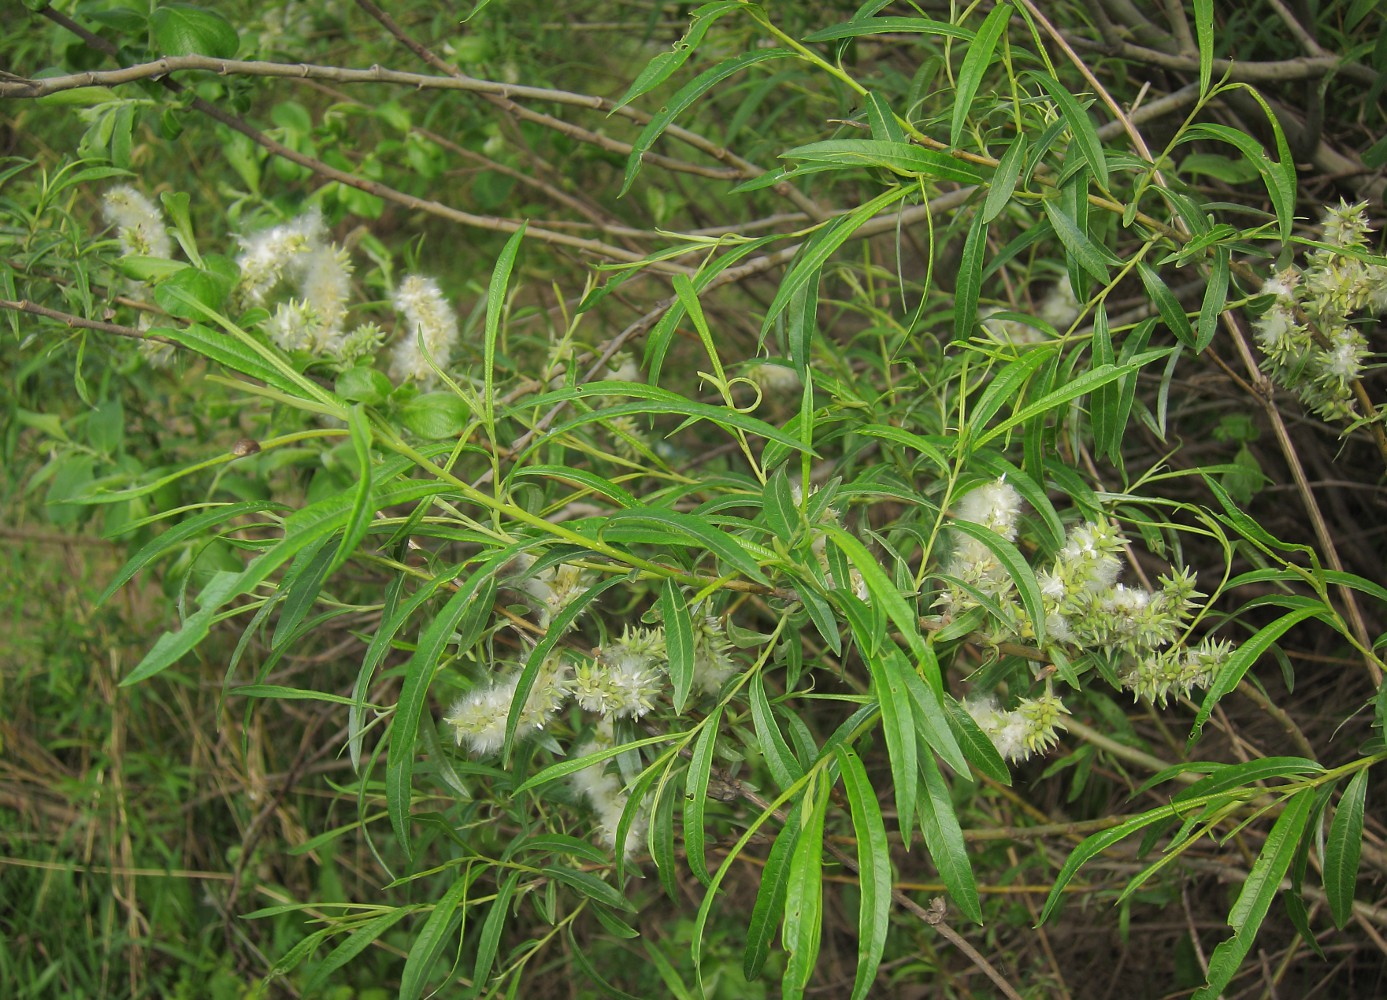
(610, 2, 745, 113)
(835, 746, 892, 1000)
(1193, 789, 1314, 999)
(954, 210, 988, 342)
(399, 871, 471, 1000)
(781, 777, 830, 1000)
(918, 752, 982, 924)
(621, 49, 794, 195)
(1324, 769, 1368, 929)
(744, 802, 802, 980)
(684, 707, 722, 885)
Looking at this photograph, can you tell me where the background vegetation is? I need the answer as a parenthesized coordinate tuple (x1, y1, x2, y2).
(3, 1, 1386, 997)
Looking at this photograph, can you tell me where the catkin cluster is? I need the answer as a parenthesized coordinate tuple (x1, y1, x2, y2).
(943, 478, 1230, 761)
(99, 188, 461, 381)
(1256, 200, 1387, 420)
(441, 558, 738, 855)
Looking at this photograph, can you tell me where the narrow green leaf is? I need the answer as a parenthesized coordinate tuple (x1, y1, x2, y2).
(1089, 304, 1121, 460)
(388, 564, 500, 857)
(1193, 0, 1214, 95)
(1324, 769, 1368, 929)
(97, 500, 284, 606)
(514, 732, 676, 794)
(511, 465, 639, 509)
(1320, 569, 1387, 606)
(539, 396, 813, 458)
(543, 864, 636, 912)
(399, 872, 470, 1000)
(751, 672, 805, 790)
(472, 870, 520, 996)
(610, 2, 744, 113)
(789, 572, 843, 657)
(1172, 757, 1322, 804)
(948, 519, 1046, 647)
(762, 467, 800, 543)
(744, 803, 801, 980)
(1197, 244, 1230, 352)
(504, 575, 624, 761)
(1041, 198, 1115, 283)
(785, 271, 819, 377)
(780, 140, 984, 184)
(1040, 802, 1176, 923)
(650, 773, 680, 899)
(863, 91, 906, 143)
(351, 565, 464, 772)
(684, 706, 722, 885)
(603, 509, 769, 584)
(662, 580, 695, 712)
(866, 649, 918, 837)
(822, 525, 932, 673)
(982, 134, 1027, 223)
(760, 186, 911, 337)
(160, 323, 301, 395)
(897, 657, 970, 778)
(781, 778, 829, 1000)
(918, 752, 982, 924)
(621, 49, 794, 195)
(975, 362, 1134, 449)
(943, 695, 1010, 784)
(270, 538, 334, 649)
(328, 406, 375, 575)
(484, 224, 525, 434)
(1189, 606, 1326, 743)
(952, 4, 1012, 148)
(954, 210, 988, 342)
(1031, 73, 1109, 190)
(1137, 262, 1195, 349)
(232, 684, 357, 705)
(1180, 122, 1295, 243)
(970, 346, 1058, 428)
(802, 16, 971, 42)
(303, 908, 413, 996)
(1193, 789, 1314, 1000)
(835, 746, 891, 1000)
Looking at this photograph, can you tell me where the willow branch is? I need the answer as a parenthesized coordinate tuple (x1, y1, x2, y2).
(352, 0, 828, 222)
(1084, 39, 1378, 85)
(0, 297, 173, 343)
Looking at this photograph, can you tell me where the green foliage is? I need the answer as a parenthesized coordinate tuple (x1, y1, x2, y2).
(4, 1, 1386, 997)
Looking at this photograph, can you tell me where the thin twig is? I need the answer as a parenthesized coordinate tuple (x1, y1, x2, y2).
(0, 297, 174, 343)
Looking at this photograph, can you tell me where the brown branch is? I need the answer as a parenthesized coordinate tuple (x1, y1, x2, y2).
(351, 0, 828, 223)
(1086, 39, 1379, 85)
(0, 54, 740, 184)
(0, 297, 174, 343)
(33, 8, 684, 269)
